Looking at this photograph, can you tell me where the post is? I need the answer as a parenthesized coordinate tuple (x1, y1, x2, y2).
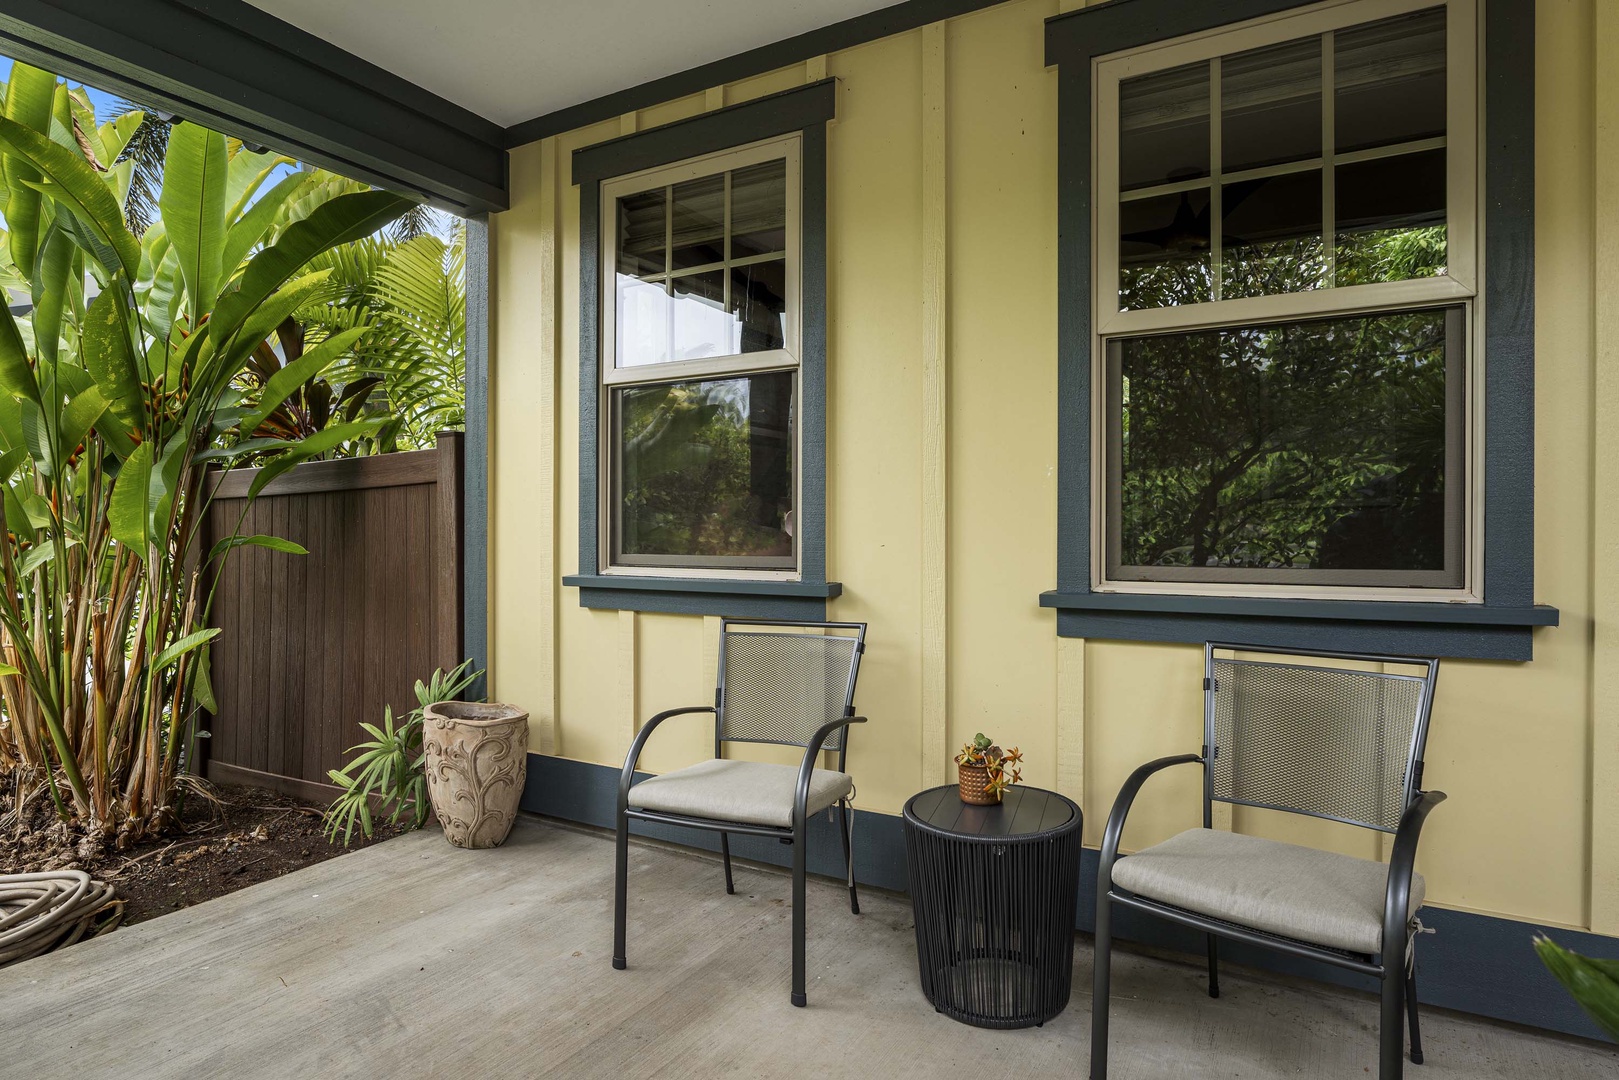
(435, 430, 465, 674)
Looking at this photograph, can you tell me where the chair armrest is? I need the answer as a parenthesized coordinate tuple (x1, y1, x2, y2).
(618, 706, 717, 809)
(793, 716, 868, 830)
(1098, 753, 1206, 888)
(1382, 788, 1447, 963)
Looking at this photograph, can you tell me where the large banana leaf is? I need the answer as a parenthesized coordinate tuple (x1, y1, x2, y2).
(107, 440, 154, 553)
(0, 115, 140, 282)
(211, 190, 413, 347)
(2, 64, 56, 276)
(160, 123, 229, 320)
(81, 284, 143, 433)
(218, 169, 310, 279)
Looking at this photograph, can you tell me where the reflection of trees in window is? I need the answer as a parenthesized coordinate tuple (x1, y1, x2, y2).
(1117, 308, 1450, 573)
(619, 373, 794, 563)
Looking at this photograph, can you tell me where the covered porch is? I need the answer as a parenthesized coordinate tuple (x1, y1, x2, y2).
(3, 816, 1610, 1079)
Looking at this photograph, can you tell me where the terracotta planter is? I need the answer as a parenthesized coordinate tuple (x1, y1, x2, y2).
(422, 702, 529, 848)
(957, 763, 1001, 805)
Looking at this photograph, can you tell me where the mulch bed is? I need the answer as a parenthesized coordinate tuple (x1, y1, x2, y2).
(0, 781, 411, 927)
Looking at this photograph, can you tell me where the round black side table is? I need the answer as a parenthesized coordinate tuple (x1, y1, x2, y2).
(902, 784, 1082, 1029)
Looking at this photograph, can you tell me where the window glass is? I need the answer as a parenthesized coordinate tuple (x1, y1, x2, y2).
(1112, 308, 1459, 584)
(617, 372, 795, 566)
(1116, 5, 1449, 308)
(613, 156, 791, 368)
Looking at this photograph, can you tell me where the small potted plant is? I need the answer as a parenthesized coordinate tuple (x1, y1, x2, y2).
(955, 732, 1024, 805)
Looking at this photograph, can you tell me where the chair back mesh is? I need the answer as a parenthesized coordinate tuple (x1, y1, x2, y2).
(1206, 646, 1438, 833)
(718, 623, 864, 752)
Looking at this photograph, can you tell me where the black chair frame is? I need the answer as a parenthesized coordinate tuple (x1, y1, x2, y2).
(613, 618, 868, 1007)
(1091, 642, 1445, 1080)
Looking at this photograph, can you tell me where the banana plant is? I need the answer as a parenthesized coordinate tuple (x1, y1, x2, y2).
(0, 63, 411, 842)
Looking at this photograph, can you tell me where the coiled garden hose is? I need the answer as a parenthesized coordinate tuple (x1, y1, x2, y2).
(0, 871, 120, 966)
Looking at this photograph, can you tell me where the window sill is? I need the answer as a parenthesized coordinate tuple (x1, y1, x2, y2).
(1040, 590, 1559, 661)
(565, 574, 840, 618)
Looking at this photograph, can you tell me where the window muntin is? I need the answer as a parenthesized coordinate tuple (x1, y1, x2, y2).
(1095, 0, 1478, 598)
(599, 136, 802, 574)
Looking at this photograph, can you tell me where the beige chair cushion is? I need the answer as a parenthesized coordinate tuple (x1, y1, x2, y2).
(628, 759, 853, 829)
(1110, 828, 1425, 955)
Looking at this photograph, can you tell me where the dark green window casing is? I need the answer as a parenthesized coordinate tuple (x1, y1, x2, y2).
(564, 80, 840, 619)
(1041, 0, 1556, 661)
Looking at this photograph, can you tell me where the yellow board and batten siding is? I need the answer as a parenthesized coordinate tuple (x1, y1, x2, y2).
(490, 0, 1614, 939)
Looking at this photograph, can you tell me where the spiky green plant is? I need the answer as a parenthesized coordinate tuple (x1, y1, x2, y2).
(1535, 936, 1619, 1039)
(322, 659, 482, 846)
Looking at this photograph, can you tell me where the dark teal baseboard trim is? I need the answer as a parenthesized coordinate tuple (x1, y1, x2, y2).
(565, 574, 837, 619)
(522, 752, 1617, 1044)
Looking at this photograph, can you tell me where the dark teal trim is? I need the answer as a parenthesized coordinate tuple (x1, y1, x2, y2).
(522, 752, 1618, 1043)
(0, 0, 507, 213)
(572, 80, 836, 185)
(1042, 0, 1547, 660)
(1042, 592, 1559, 626)
(571, 86, 837, 618)
(462, 217, 490, 698)
(505, 0, 1011, 148)
(564, 575, 839, 598)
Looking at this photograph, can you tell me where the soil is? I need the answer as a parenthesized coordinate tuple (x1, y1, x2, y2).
(0, 781, 411, 927)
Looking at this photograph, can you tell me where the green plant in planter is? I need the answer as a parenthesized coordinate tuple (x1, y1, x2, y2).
(956, 732, 1024, 798)
(1534, 935, 1619, 1039)
(323, 659, 481, 846)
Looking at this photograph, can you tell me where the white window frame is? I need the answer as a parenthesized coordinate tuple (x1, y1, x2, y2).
(1090, 0, 1484, 603)
(597, 134, 804, 579)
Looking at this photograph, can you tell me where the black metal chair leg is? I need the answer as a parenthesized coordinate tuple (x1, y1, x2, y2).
(1407, 964, 1424, 1065)
(1379, 965, 1405, 1080)
(1091, 893, 1113, 1080)
(612, 805, 629, 971)
(1207, 933, 1221, 998)
(838, 800, 859, 915)
(720, 832, 735, 895)
(791, 822, 808, 1007)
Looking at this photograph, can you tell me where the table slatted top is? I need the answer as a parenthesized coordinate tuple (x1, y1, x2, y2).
(904, 785, 1076, 838)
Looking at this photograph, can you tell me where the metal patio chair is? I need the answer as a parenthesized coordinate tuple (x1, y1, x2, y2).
(613, 618, 867, 1007)
(1091, 643, 1444, 1080)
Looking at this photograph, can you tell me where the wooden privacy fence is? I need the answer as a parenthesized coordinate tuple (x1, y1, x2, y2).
(199, 432, 463, 801)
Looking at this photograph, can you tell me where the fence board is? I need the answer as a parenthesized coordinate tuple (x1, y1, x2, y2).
(201, 434, 464, 796)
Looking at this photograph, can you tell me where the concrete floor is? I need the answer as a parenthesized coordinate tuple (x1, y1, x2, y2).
(3, 817, 1614, 1080)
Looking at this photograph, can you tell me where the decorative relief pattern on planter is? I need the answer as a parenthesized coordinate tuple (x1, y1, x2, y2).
(422, 702, 529, 848)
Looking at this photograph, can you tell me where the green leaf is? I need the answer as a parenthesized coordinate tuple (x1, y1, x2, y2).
(207, 533, 309, 561)
(108, 439, 153, 553)
(1535, 936, 1619, 1039)
(0, 662, 19, 677)
(204, 269, 331, 393)
(0, 114, 140, 283)
(0, 299, 36, 407)
(152, 627, 222, 672)
(245, 417, 385, 501)
(212, 190, 413, 346)
(193, 437, 288, 464)
(81, 284, 144, 430)
(240, 326, 366, 436)
(30, 224, 72, 365)
(16, 536, 76, 577)
(160, 123, 229, 319)
(18, 398, 50, 474)
(59, 386, 107, 462)
(193, 644, 217, 713)
(219, 169, 309, 277)
(3, 64, 57, 277)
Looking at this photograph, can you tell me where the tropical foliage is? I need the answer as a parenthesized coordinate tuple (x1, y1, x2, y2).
(1535, 936, 1619, 1040)
(323, 660, 481, 846)
(0, 63, 411, 843)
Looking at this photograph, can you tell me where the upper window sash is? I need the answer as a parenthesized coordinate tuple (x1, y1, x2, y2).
(599, 135, 802, 387)
(1093, 0, 1477, 337)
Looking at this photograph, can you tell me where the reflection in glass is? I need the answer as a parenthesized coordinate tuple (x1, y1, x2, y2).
(732, 159, 787, 258)
(1335, 150, 1447, 284)
(671, 174, 725, 270)
(1335, 8, 1446, 154)
(618, 372, 795, 565)
(616, 277, 672, 367)
(1222, 170, 1325, 298)
(1120, 61, 1210, 191)
(617, 189, 665, 276)
(729, 259, 787, 353)
(1114, 308, 1455, 579)
(1223, 36, 1322, 173)
(1120, 189, 1212, 310)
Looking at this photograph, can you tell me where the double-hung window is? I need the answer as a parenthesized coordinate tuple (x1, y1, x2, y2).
(1094, 0, 1476, 598)
(599, 137, 802, 574)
